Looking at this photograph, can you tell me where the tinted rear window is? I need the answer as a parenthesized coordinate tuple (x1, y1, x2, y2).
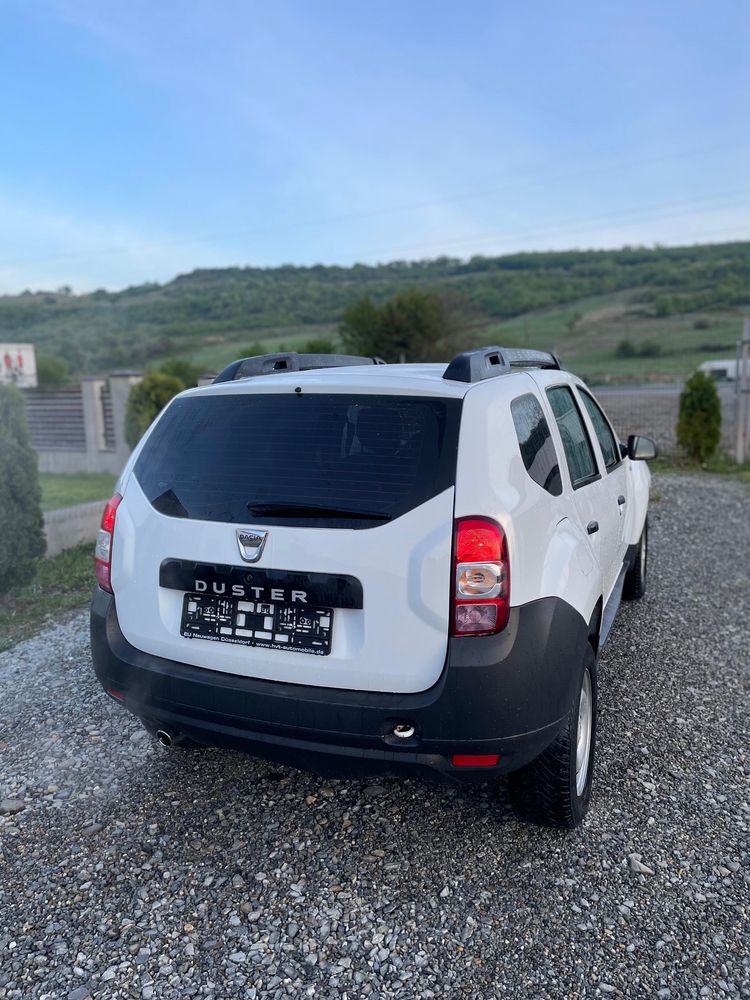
(134, 392, 462, 527)
(510, 393, 562, 496)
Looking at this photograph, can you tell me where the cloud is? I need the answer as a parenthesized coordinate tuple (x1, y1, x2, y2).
(0, 188, 233, 293)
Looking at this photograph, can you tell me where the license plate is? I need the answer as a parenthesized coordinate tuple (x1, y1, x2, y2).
(180, 592, 333, 656)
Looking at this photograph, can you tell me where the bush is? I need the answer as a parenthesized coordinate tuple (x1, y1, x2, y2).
(302, 337, 337, 354)
(616, 337, 661, 359)
(36, 354, 69, 385)
(677, 371, 721, 462)
(157, 357, 201, 387)
(639, 338, 661, 358)
(616, 339, 636, 358)
(0, 385, 45, 594)
(240, 341, 267, 358)
(124, 371, 184, 449)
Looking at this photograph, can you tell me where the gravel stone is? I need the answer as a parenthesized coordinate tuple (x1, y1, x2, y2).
(0, 798, 26, 814)
(628, 852, 656, 875)
(0, 473, 748, 999)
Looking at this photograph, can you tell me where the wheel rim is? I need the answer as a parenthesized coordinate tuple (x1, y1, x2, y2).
(575, 669, 593, 797)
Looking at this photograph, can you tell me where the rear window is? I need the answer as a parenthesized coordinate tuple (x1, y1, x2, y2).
(134, 392, 462, 528)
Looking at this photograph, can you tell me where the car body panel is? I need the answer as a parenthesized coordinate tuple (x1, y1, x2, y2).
(104, 359, 651, 705)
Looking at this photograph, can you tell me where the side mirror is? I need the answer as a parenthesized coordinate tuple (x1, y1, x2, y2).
(627, 434, 657, 461)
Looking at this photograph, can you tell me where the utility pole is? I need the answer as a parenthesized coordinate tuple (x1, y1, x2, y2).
(735, 316, 750, 465)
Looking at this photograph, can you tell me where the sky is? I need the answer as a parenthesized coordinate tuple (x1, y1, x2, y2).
(1, 0, 749, 293)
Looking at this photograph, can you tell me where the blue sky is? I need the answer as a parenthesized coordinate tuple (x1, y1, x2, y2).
(1, 0, 749, 292)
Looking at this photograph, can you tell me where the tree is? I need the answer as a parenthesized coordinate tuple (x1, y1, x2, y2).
(124, 372, 184, 449)
(157, 357, 201, 388)
(616, 339, 636, 358)
(0, 385, 45, 593)
(240, 341, 267, 358)
(36, 354, 69, 385)
(340, 289, 468, 363)
(639, 339, 661, 358)
(302, 337, 337, 354)
(677, 371, 721, 462)
(339, 297, 385, 358)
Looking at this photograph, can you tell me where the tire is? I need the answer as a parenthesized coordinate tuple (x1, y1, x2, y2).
(623, 517, 648, 601)
(508, 644, 597, 829)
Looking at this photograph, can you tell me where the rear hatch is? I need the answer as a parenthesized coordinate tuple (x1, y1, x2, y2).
(112, 380, 462, 694)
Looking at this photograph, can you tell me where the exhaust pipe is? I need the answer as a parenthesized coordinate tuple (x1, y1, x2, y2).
(393, 722, 415, 739)
(156, 728, 176, 748)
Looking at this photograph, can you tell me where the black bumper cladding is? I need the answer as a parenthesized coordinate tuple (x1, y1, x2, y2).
(90, 588, 590, 782)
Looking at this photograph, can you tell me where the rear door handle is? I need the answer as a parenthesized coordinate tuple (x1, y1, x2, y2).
(587, 521, 599, 535)
(617, 495, 627, 506)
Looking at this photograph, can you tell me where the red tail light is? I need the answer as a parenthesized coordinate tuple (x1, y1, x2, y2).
(451, 517, 510, 636)
(94, 494, 122, 593)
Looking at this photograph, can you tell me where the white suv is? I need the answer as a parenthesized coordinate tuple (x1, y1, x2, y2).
(91, 347, 655, 828)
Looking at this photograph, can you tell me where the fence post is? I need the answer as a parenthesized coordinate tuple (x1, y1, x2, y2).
(735, 316, 750, 465)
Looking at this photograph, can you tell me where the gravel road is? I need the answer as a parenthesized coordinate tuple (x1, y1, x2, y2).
(1, 474, 748, 1000)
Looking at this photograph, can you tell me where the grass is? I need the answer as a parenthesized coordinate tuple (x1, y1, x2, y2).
(0, 543, 94, 652)
(652, 454, 750, 486)
(483, 296, 744, 384)
(39, 472, 117, 512)
(180, 303, 744, 385)
(185, 323, 339, 372)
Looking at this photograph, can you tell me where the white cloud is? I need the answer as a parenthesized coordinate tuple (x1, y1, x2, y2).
(0, 189, 233, 293)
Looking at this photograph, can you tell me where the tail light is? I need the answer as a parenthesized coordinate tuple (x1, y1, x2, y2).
(451, 517, 510, 636)
(94, 494, 122, 593)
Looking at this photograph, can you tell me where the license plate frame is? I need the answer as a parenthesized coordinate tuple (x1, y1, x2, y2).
(180, 592, 334, 656)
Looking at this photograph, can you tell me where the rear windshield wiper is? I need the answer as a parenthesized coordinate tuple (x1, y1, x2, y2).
(247, 501, 391, 521)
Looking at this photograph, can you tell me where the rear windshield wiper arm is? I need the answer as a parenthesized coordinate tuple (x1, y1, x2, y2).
(247, 501, 391, 521)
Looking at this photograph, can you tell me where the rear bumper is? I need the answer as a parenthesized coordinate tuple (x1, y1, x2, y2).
(90, 587, 590, 782)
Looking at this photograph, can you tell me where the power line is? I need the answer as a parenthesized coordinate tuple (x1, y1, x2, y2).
(329, 192, 750, 264)
(0, 140, 748, 270)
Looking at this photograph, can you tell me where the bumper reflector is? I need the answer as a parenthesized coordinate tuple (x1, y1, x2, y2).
(106, 687, 125, 702)
(451, 754, 500, 768)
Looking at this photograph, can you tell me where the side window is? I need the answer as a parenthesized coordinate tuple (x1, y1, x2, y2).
(578, 390, 620, 471)
(546, 386, 599, 488)
(511, 394, 562, 496)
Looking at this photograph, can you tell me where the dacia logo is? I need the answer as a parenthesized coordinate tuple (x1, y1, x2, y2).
(236, 528, 268, 563)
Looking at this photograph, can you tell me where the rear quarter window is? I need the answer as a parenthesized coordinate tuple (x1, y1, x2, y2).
(510, 393, 562, 496)
(134, 392, 462, 528)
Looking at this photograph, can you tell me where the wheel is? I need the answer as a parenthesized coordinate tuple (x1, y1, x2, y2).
(623, 517, 648, 600)
(508, 644, 597, 828)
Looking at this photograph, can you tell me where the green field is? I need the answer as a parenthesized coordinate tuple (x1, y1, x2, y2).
(1, 241, 747, 383)
(174, 300, 743, 384)
(484, 295, 743, 383)
(39, 473, 117, 512)
(185, 323, 339, 373)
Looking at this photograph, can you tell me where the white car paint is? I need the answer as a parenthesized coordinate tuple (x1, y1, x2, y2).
(111, 362, 650, 695)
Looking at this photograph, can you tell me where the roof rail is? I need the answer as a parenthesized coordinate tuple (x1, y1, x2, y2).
(442, 346, 562, 383)
(213, 352, 386, 384)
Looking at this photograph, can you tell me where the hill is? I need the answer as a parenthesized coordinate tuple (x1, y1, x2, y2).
(1, 241, 749, 382)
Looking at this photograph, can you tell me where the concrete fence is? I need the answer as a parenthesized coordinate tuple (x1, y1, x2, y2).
(43, 500, 105, 558)
(23, 371, 142, 475)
